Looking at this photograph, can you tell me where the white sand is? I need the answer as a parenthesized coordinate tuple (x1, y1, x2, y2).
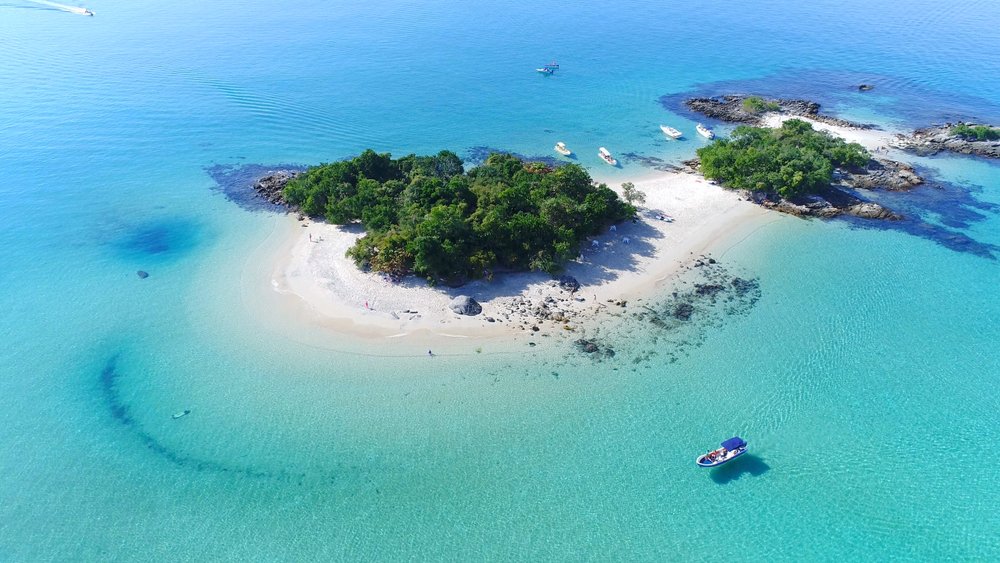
(268, 171, 774, 342)
(762, 113, 899, 152)
(263, 113, 906, 344)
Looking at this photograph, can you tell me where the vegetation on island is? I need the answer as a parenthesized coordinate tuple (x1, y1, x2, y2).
(696, 119, 870, 198)
(950, 123, 1000, 141)
(283, 150, 634, 282)
(741, 96, 781, 114)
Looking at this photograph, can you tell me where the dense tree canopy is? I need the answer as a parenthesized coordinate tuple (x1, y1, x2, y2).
(283, 150, 634, 282)
(696, 119, 870, 198)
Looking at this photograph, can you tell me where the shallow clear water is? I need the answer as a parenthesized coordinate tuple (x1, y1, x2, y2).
(1, 0, 999, 559)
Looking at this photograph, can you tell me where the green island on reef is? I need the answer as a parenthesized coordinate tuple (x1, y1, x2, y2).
(696, 118, 870, 198)
(950, 123, 1000, 141)
(283, 150, 634, 283)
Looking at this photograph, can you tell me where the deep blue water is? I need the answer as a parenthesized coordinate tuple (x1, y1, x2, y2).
(1, 0, 999, 559)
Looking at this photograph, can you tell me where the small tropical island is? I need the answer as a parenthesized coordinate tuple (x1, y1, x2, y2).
(239, 91, 989, 341)
(681, 94, 932, 219)
(692, 118, 904, 219)
(280, 150, 635, 283)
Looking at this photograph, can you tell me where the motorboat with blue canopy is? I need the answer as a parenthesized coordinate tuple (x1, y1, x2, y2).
(696, 436, 748, 467)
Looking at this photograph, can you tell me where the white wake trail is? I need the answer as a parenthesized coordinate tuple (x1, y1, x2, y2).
(24, 0, 93, 16)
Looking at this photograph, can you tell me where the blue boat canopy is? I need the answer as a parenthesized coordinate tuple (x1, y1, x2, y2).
(721, 437, 746, 450)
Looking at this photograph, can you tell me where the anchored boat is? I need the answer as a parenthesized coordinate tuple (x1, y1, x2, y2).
(696, 123, 715, 139)
(660, 125, 683, 139)
(696, 436, 747, 467)
(554, 141, 572, 156)
(598, 147, 617, 166)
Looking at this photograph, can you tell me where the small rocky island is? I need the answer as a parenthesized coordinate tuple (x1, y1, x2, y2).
(892, 122, 1000, 159)
(685, 94, 874, 129)
(683, 94, 924, 220)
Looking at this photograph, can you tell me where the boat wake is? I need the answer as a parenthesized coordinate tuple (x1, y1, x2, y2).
(24, 0, 93, 16)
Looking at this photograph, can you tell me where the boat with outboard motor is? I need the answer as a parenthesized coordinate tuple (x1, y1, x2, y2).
(696, 123, 715, 139)
(598, 147, 617, 166)
(554, 141, 572, 156)
(660, 125, 683, 139)
(696, 436, 747, 467)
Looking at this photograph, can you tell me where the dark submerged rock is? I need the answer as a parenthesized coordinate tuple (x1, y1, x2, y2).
(136, 270, 149, 279)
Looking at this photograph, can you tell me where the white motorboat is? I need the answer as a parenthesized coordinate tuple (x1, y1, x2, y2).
(598, 147, 617, 166)
(696, 437, 748, 468)
(536, 67, 554, 75)
(660, 125, 683, 139)
(696, 123, 715, 139)
(172, 409, 191, 419)
(554, 142, 572, 156)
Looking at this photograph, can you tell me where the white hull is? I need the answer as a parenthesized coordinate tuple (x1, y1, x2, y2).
(598, 147, 617, 166)
(554, 142, 572, 156)
(660, 125, 683, 139)
(696, 124, 715, 139)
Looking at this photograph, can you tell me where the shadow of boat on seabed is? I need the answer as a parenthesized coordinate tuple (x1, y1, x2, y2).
(709, 454, 771, 484)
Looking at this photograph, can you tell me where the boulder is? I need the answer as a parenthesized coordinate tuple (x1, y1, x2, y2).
(449, 295, 482, 316)
(136, 270, 149, 279)
(557, 275, 580, 292)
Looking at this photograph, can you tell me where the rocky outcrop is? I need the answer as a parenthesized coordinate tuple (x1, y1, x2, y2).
(841, 158, 923, 191)
(746, 189, 902, 221)
(449, 295, 482, 316)
(557, 275, 580, 293)
(892, 123, 1000, 159)
(684, 95, 875, 129)
(252, 170, 301, 206)
(136, 270, 149, 279)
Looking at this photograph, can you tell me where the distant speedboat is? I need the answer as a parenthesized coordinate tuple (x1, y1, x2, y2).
(536, 67, 554, 75)
(554, 141, 572, 156)
(696, 123, 715, 139)
(696, 436, 747, 467)
(598, 147, 617, 166)
(172, 409, 191, 420)
(660, 125, 683, 139)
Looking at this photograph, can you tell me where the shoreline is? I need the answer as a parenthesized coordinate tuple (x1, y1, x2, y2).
(241, 114, 918, 350)
(260, 170, 775, 347)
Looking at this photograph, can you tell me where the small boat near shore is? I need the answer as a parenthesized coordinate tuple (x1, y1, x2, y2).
(660, 125, 683, 139)
(172, 409, 191, 420)
(598, 147, 617, 166)
(554, 141, 572, 156)
(696, 436, 747, 467)
(696, 123, 715, 139)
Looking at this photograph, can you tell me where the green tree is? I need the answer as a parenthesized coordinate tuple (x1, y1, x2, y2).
(621, 182, 646, 206)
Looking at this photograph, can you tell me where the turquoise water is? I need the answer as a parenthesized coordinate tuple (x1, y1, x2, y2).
(2, 0, 999, 559)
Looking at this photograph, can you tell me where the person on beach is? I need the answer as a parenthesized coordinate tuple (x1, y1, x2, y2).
(428, 350, 434, 356)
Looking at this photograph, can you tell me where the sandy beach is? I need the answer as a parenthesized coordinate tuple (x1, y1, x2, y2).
(265, 170, 774, 343)
(257, 116, 912, 345)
